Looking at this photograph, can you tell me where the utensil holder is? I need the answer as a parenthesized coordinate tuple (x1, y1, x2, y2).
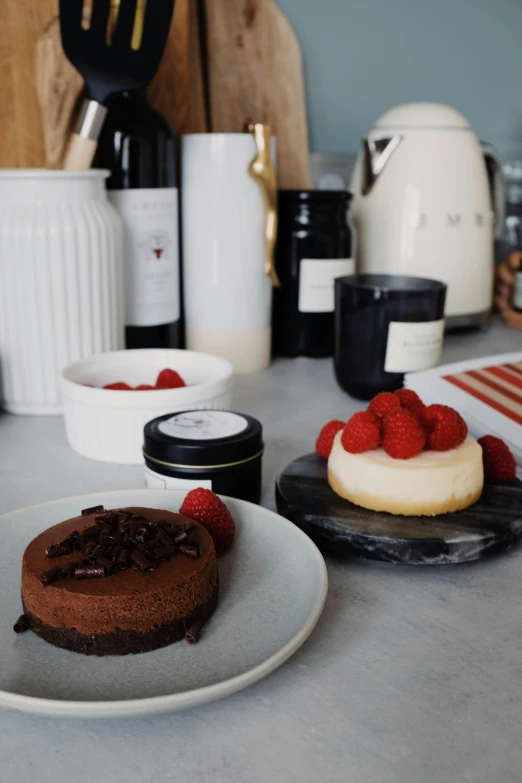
(0, 170, 124, 414)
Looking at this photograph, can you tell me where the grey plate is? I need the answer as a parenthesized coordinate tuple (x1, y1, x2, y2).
(0, 490, 327, 718)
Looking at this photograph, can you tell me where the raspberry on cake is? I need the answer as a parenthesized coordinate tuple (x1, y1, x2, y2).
(316, 420, 345, 459)
(19, 506, 219, 655)
(368, 392, 400, 421)
(326, 391, 484, 516)
(341, 411, 381, 454)
(478, 435, 516, 484)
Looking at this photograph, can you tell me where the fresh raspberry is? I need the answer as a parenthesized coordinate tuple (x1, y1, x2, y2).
(315, 420, 345, 459)
(180, 488, 235, 554)
(155, 368, 186, 389)
(341, 411, 381, 454)
(103, 382, 132, 390)
(368, 392, 400, 421)
(394, 388, 426, 419)
(382, 408, 426, 459)
(477, 435, 516, 484)
(135, 384, 155, 390)
(424, 404, 467, 451)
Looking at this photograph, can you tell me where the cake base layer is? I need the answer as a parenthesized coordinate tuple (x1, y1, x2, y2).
(22, 583, 218, 656)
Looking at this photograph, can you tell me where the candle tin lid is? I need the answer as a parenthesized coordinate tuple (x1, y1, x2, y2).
(143, 410, 263, 469)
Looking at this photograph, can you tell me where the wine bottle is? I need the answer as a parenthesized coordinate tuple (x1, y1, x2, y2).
(94, 89, 181, 349)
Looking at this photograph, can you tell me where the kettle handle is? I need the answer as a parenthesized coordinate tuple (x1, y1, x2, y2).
(481, 142, 504, 240)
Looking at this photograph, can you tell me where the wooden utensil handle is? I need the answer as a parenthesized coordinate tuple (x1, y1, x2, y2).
(63, 99, 107, 170)
(63, 134, 98, 170)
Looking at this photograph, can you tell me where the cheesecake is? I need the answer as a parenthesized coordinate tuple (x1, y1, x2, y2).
(20, 506, 218, 655)
(328, 433, 484, 516)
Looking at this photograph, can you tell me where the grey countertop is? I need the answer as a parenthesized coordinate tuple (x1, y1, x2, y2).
(1, 319, 522, 783)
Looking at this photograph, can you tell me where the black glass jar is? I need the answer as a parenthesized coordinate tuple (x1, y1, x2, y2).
(272, 190, 353, 358)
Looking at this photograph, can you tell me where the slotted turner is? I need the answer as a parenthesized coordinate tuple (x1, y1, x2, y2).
(59, 0, 175, 170)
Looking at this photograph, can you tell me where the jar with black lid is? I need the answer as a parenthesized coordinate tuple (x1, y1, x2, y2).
(272, 190, 353, 357)
(143, 410, 263, 503)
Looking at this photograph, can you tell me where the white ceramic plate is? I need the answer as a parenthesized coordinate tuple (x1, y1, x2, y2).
(0, 490, 327, 719)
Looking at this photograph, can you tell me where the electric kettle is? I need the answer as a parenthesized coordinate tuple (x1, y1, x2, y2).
(350, 103, 503, 328)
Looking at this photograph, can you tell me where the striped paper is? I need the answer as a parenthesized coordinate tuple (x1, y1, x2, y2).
(444, 362, 522, 426)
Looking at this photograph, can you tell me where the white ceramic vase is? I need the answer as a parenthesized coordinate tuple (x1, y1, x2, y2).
(0, 170, 124, 414)
(181, 133, 277, 374)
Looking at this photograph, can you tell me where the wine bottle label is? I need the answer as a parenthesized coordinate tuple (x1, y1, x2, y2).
(384, 320, 445, 373)
(514, 271, 522, 310)
(109, 187, 180, 327)
(298, 258, 355, 313)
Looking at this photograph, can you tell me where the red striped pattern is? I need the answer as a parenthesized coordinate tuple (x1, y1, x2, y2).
(444, 363, 522, 427)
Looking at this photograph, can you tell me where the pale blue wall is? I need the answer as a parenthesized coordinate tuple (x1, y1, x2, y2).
(277, 0, 522, 163)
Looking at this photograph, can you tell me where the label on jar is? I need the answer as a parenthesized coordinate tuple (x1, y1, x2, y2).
(298, 258, 355, 313)
(109, 187, 180, 327)
(158, 411, 248, 441)
(384, 320, 445, 373)
(514, 271, 522, 310)
(145, 466, 212, 491)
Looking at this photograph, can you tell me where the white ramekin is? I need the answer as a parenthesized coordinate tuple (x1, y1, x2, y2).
(61, 349, 234, 464)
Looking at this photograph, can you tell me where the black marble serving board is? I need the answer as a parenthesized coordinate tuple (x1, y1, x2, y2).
(275, 453, 522, 565)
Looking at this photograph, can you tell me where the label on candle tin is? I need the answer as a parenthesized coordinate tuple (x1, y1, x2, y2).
(158, 411, 248, 441)
(145, 466, 212, 491)
(298, 258, 354, 313)
(384, 320, 445, 373)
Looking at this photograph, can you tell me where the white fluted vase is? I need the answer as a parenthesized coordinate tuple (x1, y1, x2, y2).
(0, 170, 124, 414)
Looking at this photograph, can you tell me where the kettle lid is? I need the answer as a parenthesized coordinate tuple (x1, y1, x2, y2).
(374, 102, 470, 130)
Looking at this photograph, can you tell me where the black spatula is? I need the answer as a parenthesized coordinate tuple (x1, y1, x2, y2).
(59, 0, 175, 170)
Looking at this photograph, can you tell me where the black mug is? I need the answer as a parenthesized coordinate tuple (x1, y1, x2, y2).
(334, 274, 447, 400)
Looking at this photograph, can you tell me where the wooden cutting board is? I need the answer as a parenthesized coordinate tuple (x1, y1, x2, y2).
(204, 0, 310, 189)
(0, 0, 58, 167)
(0, 0, 204, 170)
(148, 0, 208, 134)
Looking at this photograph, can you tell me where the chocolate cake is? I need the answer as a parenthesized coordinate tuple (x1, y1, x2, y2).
(19, 506, 218, 656)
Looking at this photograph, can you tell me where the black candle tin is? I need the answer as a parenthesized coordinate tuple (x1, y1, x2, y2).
(143, 410, 264, 503)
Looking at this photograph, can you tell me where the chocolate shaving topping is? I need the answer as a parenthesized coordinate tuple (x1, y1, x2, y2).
(173, 530, 188, 544)
(81, 525, 100, 540)
(41, 566, 62, 586)
(96, 556, 118, 574)
(42, 507, 202, 583)
(130, 551, 153, 571)
(60, 562, 77, 579)
(81, 505, 104, 516)
(156, 528, 174, 546)
(74, 563, 105, 579)
(45, 542, 72, 558)
(179, 544, 200, 559)
(154, 544, 177, 559)
(13, 614, 30, 634)
(185, 620, 203, 645)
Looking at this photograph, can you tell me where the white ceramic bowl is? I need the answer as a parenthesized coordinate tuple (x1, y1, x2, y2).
(61, 349, 234, 464)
